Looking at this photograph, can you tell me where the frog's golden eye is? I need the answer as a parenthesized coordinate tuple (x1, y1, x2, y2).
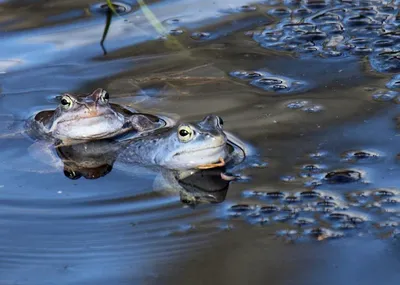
(178, 125, 194, 142)
(60, 95, 74, 110)
(99, 90, 109, 104)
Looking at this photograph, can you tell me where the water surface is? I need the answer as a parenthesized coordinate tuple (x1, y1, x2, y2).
(0, 1, 399, 284)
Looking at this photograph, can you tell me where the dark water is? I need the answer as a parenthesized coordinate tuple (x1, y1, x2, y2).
(0, 0, 400, 284)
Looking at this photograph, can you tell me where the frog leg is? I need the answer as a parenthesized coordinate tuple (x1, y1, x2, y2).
(197, 157, 225, 170)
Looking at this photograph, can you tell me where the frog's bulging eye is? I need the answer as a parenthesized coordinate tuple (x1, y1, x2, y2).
(100, 90, 110, 104)
(60, 96, 73, 109)
(178, 125, 194, 142)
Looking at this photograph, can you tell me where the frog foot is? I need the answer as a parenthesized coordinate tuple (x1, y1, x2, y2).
(197, 157, 225, 170)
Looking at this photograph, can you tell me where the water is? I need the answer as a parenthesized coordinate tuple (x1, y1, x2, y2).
(0, 0, 400, 284)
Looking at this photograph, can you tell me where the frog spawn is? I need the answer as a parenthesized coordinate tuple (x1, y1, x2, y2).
(252, 1, 400, 73)
(229, 70, 310, 94)
(228, 187, 399, 241)
(226, 147, 400, 240)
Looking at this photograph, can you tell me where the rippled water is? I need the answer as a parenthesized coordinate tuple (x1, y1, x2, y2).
(0, 0, 399, 284)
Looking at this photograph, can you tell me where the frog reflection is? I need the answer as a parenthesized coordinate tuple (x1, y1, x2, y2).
(55, 139, 122, 180)
(177, 167, 233, 206)
(154, 166, 238, 207)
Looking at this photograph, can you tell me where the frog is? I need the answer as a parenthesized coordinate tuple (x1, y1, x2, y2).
(117, 115, 230, 170)
(27, 88, 163, 144)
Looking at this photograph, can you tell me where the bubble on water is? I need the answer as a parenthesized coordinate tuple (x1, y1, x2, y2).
(169, 29, 184, 36)
(324, 169, 362, 184)
(373, 39, 394, 47)
(240, 5, 257, 12)
(352, 46, 373, 55)
(300, 190, 321, 199)
(268, 7, 292, 17)
(242, 190, 266, 198)
(348, 190, 370, 199)
(285, 196, 301, 203)
(378, 221, 399, 228)
(300, 164, 325, 178)
(286, 100, 309, 109)
(229, 70, 263, 80)
(306, 227, 344, 240)
(335, 222, 357, 230)
(273, 207, 298, 221)
(303, 164, 324, 172)
(281, 175, 296, 182)
(229, 204, 253, 213)
(327, 212, 350, 221)
(301, 104, 324, 113)
(309, 150, 329, 159)
(260, 205, 279, 214)
(295, 217, 315, 225)
(316, 200, 337, 209)
(191, 32, 211, 40)
(380, 198, 399, 204)
(250, 79, 289, 92)
(304, 180, 323, 188)
(386, 75, 400, 90)
(372, 90, 398, 102)
(373, 189, 396, 197)
(276, 229, 298, 241)
(220, 5, 257, 14)
(91, 1, 132, 15)
(266, 191, 286, 199)
(341, 150, 380, 163)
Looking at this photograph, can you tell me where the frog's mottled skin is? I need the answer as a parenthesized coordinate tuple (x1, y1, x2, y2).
(118, 115, 229, 170)
(28, 88, 161, 143)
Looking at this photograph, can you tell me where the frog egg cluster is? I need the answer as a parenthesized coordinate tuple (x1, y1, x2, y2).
(226, 148, 400, 241)
(253, 1, 400, 73)
(229, 70, 310, 94)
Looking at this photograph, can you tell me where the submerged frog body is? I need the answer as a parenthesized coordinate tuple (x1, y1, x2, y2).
(118, 115, 229, 170)
(56, 139, 123, 180)
(28, 88, 162, 143)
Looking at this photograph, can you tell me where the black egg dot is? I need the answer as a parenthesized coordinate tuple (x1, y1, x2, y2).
(179, 129, 189, 137)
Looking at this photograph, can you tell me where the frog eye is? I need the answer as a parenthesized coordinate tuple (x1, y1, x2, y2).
(99, 90, 110, 104)
(60, 95, 74, 109)
(178, 125, 194, 142)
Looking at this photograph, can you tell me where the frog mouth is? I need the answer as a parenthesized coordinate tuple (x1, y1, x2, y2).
(58, 113, 119, 124)
(173, 143, 226, 157)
